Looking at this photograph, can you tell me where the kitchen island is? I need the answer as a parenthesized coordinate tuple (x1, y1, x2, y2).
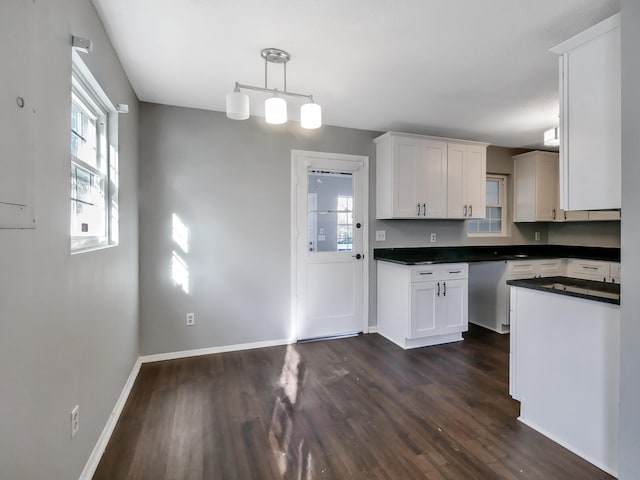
(508, 277, 620, 477)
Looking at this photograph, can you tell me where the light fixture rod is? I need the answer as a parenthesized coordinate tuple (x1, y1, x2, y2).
(235, 83, 313, 101)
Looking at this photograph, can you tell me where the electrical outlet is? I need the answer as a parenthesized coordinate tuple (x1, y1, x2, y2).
(430, 233, 437, 243)
(535, 231, 541, 241)
(70, 405, 79, 439)
(186, 313, 195, 326)
(375, 230, 386, 241)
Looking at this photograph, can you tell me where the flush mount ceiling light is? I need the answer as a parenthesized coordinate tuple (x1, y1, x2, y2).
(544, 126, 559, 147)
(226, 48, 322, 129)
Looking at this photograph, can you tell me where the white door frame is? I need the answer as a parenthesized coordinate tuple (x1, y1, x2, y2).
(290, 150, 369, 341)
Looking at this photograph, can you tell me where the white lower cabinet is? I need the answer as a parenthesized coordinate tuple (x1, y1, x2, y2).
(378, 262, 468, 349)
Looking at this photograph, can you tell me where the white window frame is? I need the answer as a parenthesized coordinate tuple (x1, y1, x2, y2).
(70, 50, 119, 252)
(467, 174, 508, 237)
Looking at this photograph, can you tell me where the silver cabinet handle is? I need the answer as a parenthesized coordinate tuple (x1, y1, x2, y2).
(469, 204, 473, 217)
(463, 205, 468, 217)
(552, 208, 556, 220)
(443, 281, 447, 296)
(416, 203, 420, 216)
(583, 266, 598, 270)
(422, 203, 426, 216)
(449, 270, 462, 274)
(437, 282, 440, 296)
(418, 271, 433, 276)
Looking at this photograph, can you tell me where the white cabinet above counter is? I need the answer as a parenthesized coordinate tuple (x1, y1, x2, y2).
(551, 13, 621, 211)
(513, 150, 620, 223)
(375, 132, 488, 220)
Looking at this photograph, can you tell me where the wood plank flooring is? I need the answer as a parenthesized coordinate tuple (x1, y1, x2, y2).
(94, 326, 613, 479)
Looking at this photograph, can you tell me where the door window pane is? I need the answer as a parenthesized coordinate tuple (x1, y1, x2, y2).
(307, 171, 353, 252)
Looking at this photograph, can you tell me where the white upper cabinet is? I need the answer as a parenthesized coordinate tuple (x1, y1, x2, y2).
(513, 151, 559, 222)
(375, 132, 488, 219)
(551, 13, 621, 211)
(447, 143, 486, 219)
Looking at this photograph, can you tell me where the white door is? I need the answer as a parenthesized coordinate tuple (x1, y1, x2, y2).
(292, 150, 368, 341)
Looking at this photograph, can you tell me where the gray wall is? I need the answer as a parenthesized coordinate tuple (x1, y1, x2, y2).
(139, 105, 554, 355)
(138, 104, 378, 354)
(619, 1, 640, 477)
(0, 1, 139, 479)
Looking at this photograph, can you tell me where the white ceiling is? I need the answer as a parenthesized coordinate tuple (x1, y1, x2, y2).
(92, 0, 619, 148)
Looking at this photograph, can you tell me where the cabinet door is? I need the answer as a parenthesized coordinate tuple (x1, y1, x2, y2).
(410, 281, 438, 338)
(447, 143, 466, 218)
(392, 137, 422, 217)
(465, 145, 487, 219)
(562, 23, 621, 210)
(421, 140, 448, 218)
(535, 156, 558, 221)
(440, 279, 468, 335)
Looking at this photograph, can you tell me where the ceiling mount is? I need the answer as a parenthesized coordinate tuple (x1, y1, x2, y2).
(260, 48, 290, 64)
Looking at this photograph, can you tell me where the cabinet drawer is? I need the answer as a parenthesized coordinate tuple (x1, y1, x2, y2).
(536, 259, 564, 276)
(410, 263, 468, 282)
(410, 266, 439, 282)
(438, 263, 468, 280)
(507, 261, 536, 277)
(566, 259, 610, 281)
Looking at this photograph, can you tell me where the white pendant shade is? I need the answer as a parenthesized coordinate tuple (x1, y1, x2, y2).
(265, 96, 287, 125)
(301, 103, 322, 129)
(226, 91, 249, 120)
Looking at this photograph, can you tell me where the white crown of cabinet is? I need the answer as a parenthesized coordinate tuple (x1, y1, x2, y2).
(375, 132, 488, 220)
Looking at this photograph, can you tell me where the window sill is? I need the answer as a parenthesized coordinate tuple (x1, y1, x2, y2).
(70, 242, 117, 255)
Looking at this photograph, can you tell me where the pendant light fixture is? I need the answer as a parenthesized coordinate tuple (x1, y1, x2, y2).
(226, 48, 322, 129)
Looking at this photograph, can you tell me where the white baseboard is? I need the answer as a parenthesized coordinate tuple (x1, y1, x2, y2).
(140, 338, 293, 364)
(517, 416, 618, 478)
(79, 357, 142, 480)
(367, 325, 379, 333)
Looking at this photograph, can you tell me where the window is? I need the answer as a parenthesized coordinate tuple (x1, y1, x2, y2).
(336, 195, 353, 251)
(70, 51, 118, 251)
(467, 175, 507, 237)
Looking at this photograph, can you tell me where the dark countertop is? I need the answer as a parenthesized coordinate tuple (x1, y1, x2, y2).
(373, 244, 620, 265)
(506, 276, 620, 305)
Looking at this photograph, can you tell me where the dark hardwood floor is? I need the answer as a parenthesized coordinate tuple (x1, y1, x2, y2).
(94, 325, 613, 479)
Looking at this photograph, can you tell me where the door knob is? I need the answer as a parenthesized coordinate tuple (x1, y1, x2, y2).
(352, 253, 363, 260)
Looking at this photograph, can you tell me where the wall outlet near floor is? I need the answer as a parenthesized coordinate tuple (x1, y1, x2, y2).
(375, 230, 386, 241)
(430, 233, 437, 243)
(186, 312, 195, 326)
(535, 231, 541, 241)
(70, 405, 79, 439)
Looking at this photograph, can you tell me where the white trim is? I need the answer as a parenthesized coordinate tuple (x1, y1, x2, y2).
(139, 338, 293, 364)
(367, 325, 378, 334)
(550, 13, 620, 54)
(517, 416, 617, 478)
(79, 357, 142, 480)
